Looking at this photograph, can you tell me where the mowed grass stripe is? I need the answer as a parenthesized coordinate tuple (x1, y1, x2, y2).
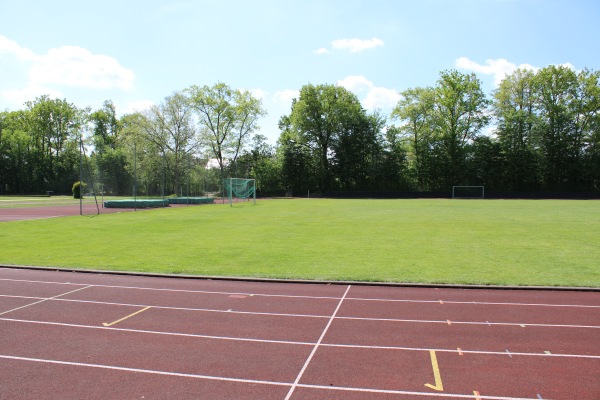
(0, 199, 598, 287)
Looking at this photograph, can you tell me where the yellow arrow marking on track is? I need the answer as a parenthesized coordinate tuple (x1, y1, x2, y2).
(424, 350, 444, 391)
(102, 306, 151, 327)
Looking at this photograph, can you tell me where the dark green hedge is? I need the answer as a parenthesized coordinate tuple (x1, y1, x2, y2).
(168, 197, 215, 204)
(103, 199, 170, 208)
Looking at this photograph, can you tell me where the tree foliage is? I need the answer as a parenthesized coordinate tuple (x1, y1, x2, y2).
(1, 66, 598, 197)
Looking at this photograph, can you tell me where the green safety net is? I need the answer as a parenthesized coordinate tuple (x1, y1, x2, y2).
(224, 178, 256, 205)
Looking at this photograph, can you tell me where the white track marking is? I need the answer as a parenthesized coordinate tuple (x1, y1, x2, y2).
(0, 354, 546, 399)
(294, 383, 540, 399)
(1, 276, 598, 309)
(285, 285, 350, 400)
(0, 286, 91, 316)
(0, 293, 598, 329)
(2, 316, 599, 359)
(0, 354, 289, 387)
(0, 317, 315, 346)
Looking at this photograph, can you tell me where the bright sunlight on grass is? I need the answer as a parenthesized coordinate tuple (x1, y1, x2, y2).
(0, 199, 598, 287)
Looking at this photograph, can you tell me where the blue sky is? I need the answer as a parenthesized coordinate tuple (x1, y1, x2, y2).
(1, 0, 599, 144)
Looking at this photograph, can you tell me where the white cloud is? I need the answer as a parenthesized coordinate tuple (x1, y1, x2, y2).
(0, 35, 135, 106)
(273, 89, 299, 105)
(455, 57, 539, 86)
(123, 100, 155, 114)
(29, 46, 135, 90)
(0, 35, 36, 61)
(337, 75, 400, 110)
(248, 88, 267, 101)
(331, 38, 384, 53)
(362, 86, 401, 110)
(1, 84, 63, 107)
(337, 75, 373, 93)
(314, 38, 384, 54)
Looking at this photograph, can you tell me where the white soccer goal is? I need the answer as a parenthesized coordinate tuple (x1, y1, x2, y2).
(452, 186, 485, 199)
(224, 178, 256, 206)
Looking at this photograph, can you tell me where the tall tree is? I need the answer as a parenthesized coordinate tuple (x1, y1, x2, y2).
(89, 101, 130, 195)
(186, 83, 266, 178)
(24, 96, 86, 193)
(280, 83, 370, 192)
(431, 70, 490, 189)
(493, 68, 540, 191)
(392, 86, 436, 189)
(135, 92, 198, 194)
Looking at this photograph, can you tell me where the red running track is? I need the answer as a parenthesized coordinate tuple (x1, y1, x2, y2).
(0, 202, 213, 222)
(0, 267, 598, 399)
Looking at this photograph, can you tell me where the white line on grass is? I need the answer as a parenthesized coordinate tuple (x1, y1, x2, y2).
(0, 354, 549, 399)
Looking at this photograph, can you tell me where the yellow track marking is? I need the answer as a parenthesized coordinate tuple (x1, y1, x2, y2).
(424, 350, 444, 391)
(474, 390, 482, 399)
(102, 306, 151, 327)
(457, 347, 464, 356)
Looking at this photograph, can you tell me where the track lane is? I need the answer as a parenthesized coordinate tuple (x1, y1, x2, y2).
(0, 268, 598, 399)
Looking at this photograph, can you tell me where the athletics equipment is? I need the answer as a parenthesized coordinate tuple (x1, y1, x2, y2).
(224, 178, 256, 206)
(452, 186, 485, 199)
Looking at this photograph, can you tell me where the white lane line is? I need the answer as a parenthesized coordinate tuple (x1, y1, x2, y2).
(345, 297, 600, 309)
(336, 315, 600, 329)
(0, 286, 91, 316)
(0, 317, 314, 347)
(0, 354, 289, 387)
(1, 294, 598, 329)
(1, 276, 599, 309)
(0, 354, 543, 399)
(0, 278, 341, 300)
(284, 285, 351, 400)
(295, 383, 540, 399)
(1, 317, 599, 359)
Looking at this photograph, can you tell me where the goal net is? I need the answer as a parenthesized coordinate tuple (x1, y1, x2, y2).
(452, 186, 485, 199)
(224, 178, 256, 206)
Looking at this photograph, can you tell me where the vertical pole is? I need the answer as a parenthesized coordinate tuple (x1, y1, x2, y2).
(79, 134, 83, 216)
(161, 151, 165, 208)
(253, 179, 256, 205)
(187, 156, 190, 206)
(134, 142, 137, 211)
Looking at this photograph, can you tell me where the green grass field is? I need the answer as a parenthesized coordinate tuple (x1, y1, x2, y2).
(1, 198, 599, 287)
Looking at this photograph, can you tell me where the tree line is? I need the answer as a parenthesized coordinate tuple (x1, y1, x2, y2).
(0, 65, 598, 197)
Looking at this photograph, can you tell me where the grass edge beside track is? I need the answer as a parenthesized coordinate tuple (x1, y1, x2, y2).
(2, 264, 598, 292)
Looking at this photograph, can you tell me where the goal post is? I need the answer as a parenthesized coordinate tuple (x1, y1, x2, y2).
(223, 178, 256, 206)
(452, 186, 485, 199)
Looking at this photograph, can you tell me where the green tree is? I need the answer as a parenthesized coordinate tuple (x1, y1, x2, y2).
(186, 83, 266, 180)
(392, 86, 436, 190)
(280, 83, 377, 192)
(432, 70, 490, 189)
(23, 96, 85, 193)
(493, 68, 541, 191)
(89, 101, 131, 195)
(137, 91, 199, 194)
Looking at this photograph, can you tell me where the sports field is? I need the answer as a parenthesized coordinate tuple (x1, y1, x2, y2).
(0, 198, 598, 287)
